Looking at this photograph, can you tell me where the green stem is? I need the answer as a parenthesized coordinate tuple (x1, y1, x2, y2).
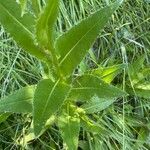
(48, 45, 63, 80)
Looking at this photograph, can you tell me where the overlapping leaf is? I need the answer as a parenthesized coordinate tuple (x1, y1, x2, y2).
(70, 74, 126, 101)
(91, 64, 126, 83)
(36, 0, 59, 48)
(81, 96, 116, 114)
(55, 0, 123, 77)
(33, 79, 70, 136)
(0, 0, 46, 61)
(0, 86, 35, 113)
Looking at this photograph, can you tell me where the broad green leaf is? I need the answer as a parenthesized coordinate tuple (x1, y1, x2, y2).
(0, 86, 35, 113)
(91, 64, 126, 83)
(58, 105, 80, 150)
(0, 0, 47, 61)
(70, 74, 126, 101)
(55, 0, 123, 77)
(36, 0, 59, 48)
(81, 96, 115, 114)
(33, 79, 70, 136)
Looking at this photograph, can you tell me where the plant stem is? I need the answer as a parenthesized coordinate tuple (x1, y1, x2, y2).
(47, 44, 63, 80)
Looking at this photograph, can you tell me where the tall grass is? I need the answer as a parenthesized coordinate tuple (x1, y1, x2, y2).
(0, 0, 150, 149)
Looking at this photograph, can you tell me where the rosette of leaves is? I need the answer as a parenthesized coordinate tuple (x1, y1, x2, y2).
(0, 0, 126, 149)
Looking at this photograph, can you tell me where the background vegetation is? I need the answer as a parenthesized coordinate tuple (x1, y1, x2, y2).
(0, 0, 150, 149)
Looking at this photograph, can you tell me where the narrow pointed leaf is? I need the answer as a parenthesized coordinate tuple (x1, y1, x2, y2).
(70, 75, 126, 101)
(91, 64, 126, 83)
(0, 86, 35, 113)
(0, 0, 47, 61)
(33, 79, 70, 136)
(36, 0, 59, 48)
(81, 96, 116, 114)
(55, 1, 123, 76)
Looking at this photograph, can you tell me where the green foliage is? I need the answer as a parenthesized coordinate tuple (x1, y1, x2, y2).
(55, 1, 123, 77)
(33, 79, 70, 136)
(91, 64, 126, 83)
(36, 0, 59, 48)
(0, 0, 47, 61)
(0, 0, 126, 149)
(81, 96, 115, 114)
(127, 54, 150, 98)
(58, 105, 80, 150)
(70, 74, 126, 101)
(0, 86, 35, 113)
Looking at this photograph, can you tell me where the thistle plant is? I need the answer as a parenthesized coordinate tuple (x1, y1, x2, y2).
(0, 0, 126, 149)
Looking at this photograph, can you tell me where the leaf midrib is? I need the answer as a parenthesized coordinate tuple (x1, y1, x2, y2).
(72, 87, 100, 90)
(39, 79, 60, 121)
(0, 98, 32, 107)
(59, 17, 101, 66)
(38, 1, 56, 31)
(0, 3, 33, 37)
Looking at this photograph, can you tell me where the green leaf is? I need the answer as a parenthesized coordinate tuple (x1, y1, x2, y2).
(33, 79, 70, 136)
(0, 86, 35, 113)
(81, 96, 115, 114)
(58, 105, 80, 150)
(55, 1, 123, 77)
(70, 74, 126, 101)
(0, 0, 47, 61)
(91, 64, 126, 83)
(36, 0, 59, 48)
